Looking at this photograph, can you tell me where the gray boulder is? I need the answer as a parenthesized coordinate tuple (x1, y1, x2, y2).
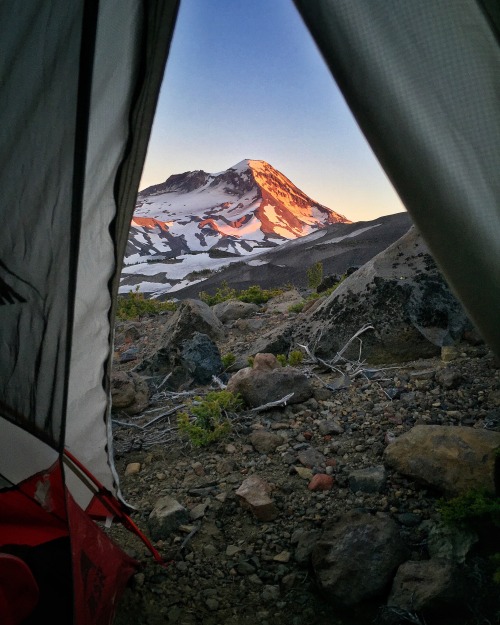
(165, 298, 223, 343)
(212, 299, 260, 323)
(311, 511, 407, 607)
(388, 559, 464, 612)
(384, 425, 500, 495)
(295, 228, 473, 364)
(180, 332, 223, 384)
(110, 371, 149, 415)
(227, 365, 313, 407)
(348, 466, 387, 493)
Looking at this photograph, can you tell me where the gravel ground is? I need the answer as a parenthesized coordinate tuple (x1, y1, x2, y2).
(110, 333, 500, 625)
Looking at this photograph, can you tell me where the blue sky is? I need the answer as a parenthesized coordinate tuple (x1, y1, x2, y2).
(140, 0, 405, 222)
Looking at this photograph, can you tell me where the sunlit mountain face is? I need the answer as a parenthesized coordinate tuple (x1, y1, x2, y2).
(126, 159, 350, 264)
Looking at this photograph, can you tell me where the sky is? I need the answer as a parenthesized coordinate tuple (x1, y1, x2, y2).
(140, 0, 405, 222)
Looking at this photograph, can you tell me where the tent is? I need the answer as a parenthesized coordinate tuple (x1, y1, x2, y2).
(0, 1, 499, 623)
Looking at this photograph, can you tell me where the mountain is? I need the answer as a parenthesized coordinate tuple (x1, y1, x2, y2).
(126, 159, 349, 265)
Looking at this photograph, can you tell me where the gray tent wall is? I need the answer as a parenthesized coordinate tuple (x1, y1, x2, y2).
(0, 0, 179, 502)
(294, 0, 500, 356)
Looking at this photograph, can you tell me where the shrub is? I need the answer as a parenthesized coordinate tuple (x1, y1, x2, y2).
(307, 261, 323, 289)
(177, 390, 243, 447)
(116, 288, 176, 320)
(288, 302, 305, 314)
(276, 354, 287, 367)
(438, 490, 500, 530)
(221, 353, 236, 369)
(199, 282, 284, 306)
(288, 350, 304, 366)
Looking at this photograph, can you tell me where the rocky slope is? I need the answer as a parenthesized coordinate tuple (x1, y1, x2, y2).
(110, 230, 499, 625)
(111, 307, 499, 625)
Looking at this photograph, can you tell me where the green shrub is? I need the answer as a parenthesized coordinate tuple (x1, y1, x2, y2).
(247, 356, 255, 367)
(288, 350, 304, 366)
(116, 288, 176, 320)
(221, 353, 236, 369)
(177, 390, 243, 447)
(199, 282, 284, 306)
(276, 354, 287, 367)
(288, 302, 305, 314)
(307, 261, 323, 289)
(438, 490, 500, 530)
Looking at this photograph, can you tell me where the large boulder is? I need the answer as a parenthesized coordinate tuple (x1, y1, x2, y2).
(212, 299, 260, 323)
(295, 228, 473, 364)
(388, 559, 465, 613)
(180, 332, 223, 384)
(311, 511, 407, 607)
(227, 357, 313, 407)
(164, 298, 223, 343)
(384, 425, 500, 496)
(110, 371, 149, 415)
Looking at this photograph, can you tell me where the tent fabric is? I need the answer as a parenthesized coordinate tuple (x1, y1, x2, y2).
(294, 0, 500, 357)
(0, 1, 178, 622)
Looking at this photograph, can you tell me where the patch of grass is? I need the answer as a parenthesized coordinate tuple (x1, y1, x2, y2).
(199, 281, 284, 306)
(177, 390, 243, 447)
(116, 288, 176, 320)
(288, 302, 305, 314)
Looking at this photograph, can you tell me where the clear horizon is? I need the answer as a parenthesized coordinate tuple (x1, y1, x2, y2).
(139, 0, 406, 222)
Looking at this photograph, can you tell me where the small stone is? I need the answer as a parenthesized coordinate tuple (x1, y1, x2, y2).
(441, 345, 459, 362)
(148, 496, 189, 540)
(250, 430, 283, 453)
(124, 462, 141, 476)
(235, 475, 278, 521)
(189, 502, 208, 521)
(294, 466, 313, 480)
(298, 447, 325, 468)
(191, 461, 204, 476)
(205, 598, 219, 611)
(203, 544, 218, 557)
(273, 550, 291, 563)
(308, 474, 334, 491)
(225, 443, 237, 454)
(318, 420, 344, 436)
(348, 466, 387, 494)
(225, 545, 241, 557)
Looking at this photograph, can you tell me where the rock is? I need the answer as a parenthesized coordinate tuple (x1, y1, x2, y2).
(294, 466, 313, 480)
(212, 299, 260, 323)
(318, 420, 344, 436)
(427, 522, 478, 564)
(441, 345, 459, 362)
(435, 368, 462, 389)
(348, 466, 387, 493)
(317, 274, 341, 293)
(249, 430, 284, 453)
(388, 559, 464, 612)
(252, 353, 281, 371)
(293, 530, 322, 566)
(296, 228, 472, 364)
(235, 475, 278, 521)
(233, 318, 266, 333)
(227, 366, 313, 407)
(110, 371, 149, 415)
(180, 332, 223, 384)
(273, 551, 291, 563)
(308, 474, 334, 491)
(124, 462, 141, 476)
(166, 298, 223, 343)
(311, 511, 407, 607)
(249, 325, 293, 357)
(148, 496, 189, 540)
(120, 346, 139, 363)
(189, 502, 208, 521)
(384, 425, 500, 495)
(297, 447, 325, 468)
